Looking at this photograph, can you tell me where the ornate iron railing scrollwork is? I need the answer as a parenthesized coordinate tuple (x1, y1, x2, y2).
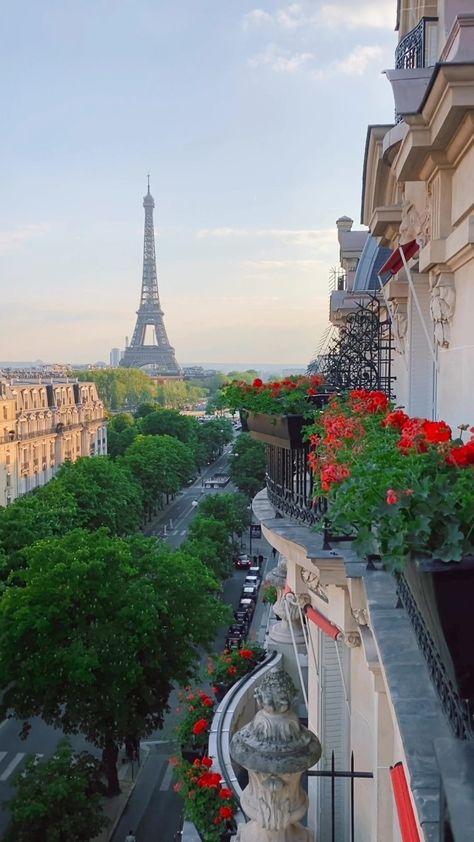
(315, 296, 394, 398)
(265, 441, 323, 527)
(395, 17, 437, 70)
(396, 573, 473, 740)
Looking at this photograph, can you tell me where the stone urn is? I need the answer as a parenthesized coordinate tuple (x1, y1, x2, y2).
(230, 668, 321, 842)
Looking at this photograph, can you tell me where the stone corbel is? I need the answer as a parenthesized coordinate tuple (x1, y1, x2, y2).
(340, 631, 361, 648)
(351, 607, 369, 627)
(299, 568, 328, 603)
(429, 270, 455, 349)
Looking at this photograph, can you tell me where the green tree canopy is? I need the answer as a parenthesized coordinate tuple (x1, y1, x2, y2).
(74, 369, 155, 410)
(197, 418, 233, 463)
(138, 409, 199, 444)
(198, 493, 250, 537)
(122, 434, 195, 513)
(155, 380, 207, 410)
(55, 457, 143, 535)
(229, 434, 266, 498)
(4, 740, 107, 842)
(185, 514, 234, 578)
(0, 529, 229, 795)
(0, 481, 79, 570)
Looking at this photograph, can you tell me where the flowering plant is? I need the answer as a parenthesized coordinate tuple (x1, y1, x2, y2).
(207, 641, 265, 685)
(172, 755, 237, 842)
(304, 390, 474, 570)
(262, 581, 278, 604)
(175, 688, 216, 749)
(222, 375, 327, 417)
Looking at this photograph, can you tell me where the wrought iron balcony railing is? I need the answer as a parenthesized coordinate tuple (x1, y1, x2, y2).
(396, 573, 473, 740)
(266, 443, 320, 527)
(395, 17, 438, 70)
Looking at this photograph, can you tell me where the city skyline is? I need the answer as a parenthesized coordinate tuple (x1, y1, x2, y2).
(1, 0, 396, 364)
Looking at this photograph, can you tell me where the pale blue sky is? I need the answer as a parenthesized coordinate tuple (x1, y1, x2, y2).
(1, 0, 397, 365)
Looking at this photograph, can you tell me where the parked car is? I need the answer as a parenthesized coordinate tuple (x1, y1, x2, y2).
(227, 623, 246, 637)
(234, 608, 251, 627)
(244, 575, 260, 589)
(234, 554, 252, 570)
(248, 566, 262, 579)
(226, 635, 243, 650)
(239, 598, 255, 618)
(241, 586, 258, 602)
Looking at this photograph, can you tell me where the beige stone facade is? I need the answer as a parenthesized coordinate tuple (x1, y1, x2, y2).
(0, 378, 107, 507)
(362, 5, 474, 429)
(250, 4, 474, 840)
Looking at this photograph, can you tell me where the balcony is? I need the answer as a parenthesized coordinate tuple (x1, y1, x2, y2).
(395, 17, 438, 70)
(388, 17, 438, 122)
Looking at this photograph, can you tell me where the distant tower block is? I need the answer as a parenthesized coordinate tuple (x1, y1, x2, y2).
(120, 179, 180, 374)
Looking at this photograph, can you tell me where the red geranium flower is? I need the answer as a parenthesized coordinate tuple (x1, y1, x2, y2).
(201, 756, 213, 768)
(383, 409, 410, 430)
(219, 787, 233, 799)
(219, 806, 234, 819)
(386, 489, 399, 505)
(238, 649, 254, 659)
(320, 463, 350, 492)
(192, 718, 209, 735)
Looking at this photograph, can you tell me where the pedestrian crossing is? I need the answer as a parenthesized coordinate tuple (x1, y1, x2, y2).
(0, 752, 44, 782)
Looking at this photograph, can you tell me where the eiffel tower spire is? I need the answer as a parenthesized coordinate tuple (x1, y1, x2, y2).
(120, 180, 180, 373)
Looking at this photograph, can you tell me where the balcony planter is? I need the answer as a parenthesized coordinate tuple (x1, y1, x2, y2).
(247, 412, 306, 449)
(400, 556, 474, 732)
(246, 394, 333, 450)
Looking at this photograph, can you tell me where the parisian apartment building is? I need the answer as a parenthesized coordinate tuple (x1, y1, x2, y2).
(239, 3, 474, 842)
(0, 376, 107, 507)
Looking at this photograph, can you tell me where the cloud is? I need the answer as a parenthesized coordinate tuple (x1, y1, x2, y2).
(320, 44, 384, 78)
(319, 1, 395, 30)
(196, 226, 337, 248)
(243, 3, 314, 31)
(0, 224, 50, 256)
(248, 44, 314, 73)
(243, 1, 394, 32)
(242, 8, 272, 29)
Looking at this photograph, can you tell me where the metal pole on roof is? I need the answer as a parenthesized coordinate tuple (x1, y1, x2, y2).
(398, 245, 439, 371)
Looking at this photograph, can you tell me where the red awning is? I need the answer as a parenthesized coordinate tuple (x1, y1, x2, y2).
(379, 240, 420, 277)
(306, 606, 341, 641)
(390, 762, 421, 842)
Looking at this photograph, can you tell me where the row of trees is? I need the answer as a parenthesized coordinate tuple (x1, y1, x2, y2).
(108, 406, 233, 463)
(76, 367, 261, 412)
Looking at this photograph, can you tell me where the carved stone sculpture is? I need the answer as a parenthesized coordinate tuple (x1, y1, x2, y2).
(230, 668, 321, 841)
(399, 194, 431, 248)
(429, 271, 456, 348)
(389, 298, 408, 354)
(270, 590, 306, 646)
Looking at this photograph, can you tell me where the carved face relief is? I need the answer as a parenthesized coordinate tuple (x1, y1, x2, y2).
(429, 272, 455, 348)
(299, 568, 328, 602)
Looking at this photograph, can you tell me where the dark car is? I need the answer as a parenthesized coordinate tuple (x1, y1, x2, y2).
(241, 585, 258, 602)
(228, 623, 246, 637)
(226, 635, 243, 650)
(234, 554, 252, 570)
(244, 575, 260, 589)
(248, 566, 262, 580)
(234, 608, 251, 627)
(239, 598, 255, 617)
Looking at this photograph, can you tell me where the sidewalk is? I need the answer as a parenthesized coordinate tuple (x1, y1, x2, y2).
(93, 746, 151, 842)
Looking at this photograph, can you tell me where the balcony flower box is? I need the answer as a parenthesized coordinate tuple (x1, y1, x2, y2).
(247, 412, 306, 450)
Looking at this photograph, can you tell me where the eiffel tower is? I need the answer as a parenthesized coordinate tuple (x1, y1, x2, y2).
(120, 179, 181, 374)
